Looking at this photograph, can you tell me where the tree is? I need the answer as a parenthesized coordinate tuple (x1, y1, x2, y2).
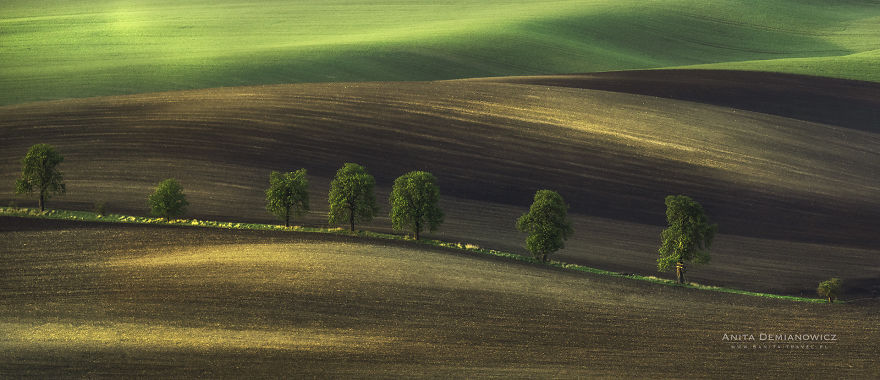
(266, 169, 309, 227)
(817, 278, 842, 303)
(516, 190, 573, 262)
(389, 171, 443, 240)
(15, 144, 65, 211)
(328, 163, 379, 231)
(657, 195, 718, 284)
(148, 178, 188, 219)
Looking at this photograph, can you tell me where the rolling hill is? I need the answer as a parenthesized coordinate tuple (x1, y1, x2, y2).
(3, 1, 878, 376)
(477, 69, 880, 131)
(2, 217, 878, 377)
(2, 0, 879, 105)
(2, 73, 878, 296)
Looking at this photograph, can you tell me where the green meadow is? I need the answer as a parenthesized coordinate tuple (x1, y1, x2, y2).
(2, 0, 879, 105)
(679, 49, 880, 82)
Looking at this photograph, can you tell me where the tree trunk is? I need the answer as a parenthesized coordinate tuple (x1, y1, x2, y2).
(285, 208, 290, 227)
(675, 261, 686, 284)
(349, 208, 355, 232)
(39, 193, 45, 211)
(414, 220, 420, 240)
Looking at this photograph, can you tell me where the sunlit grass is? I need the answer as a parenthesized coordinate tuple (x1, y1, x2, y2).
(550, 262, 828, 303)
(678, 49, 880, 83)
(0, 206, 337, 233)
(1, 0, 878, 104)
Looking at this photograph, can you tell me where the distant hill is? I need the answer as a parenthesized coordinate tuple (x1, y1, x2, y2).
(1, 0, 879, 105)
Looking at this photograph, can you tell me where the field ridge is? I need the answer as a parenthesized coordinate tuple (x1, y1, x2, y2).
(2, 213, 878, 377)
(0, 209, 829, 303)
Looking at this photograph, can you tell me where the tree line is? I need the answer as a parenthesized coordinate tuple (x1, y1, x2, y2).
(143, 163, 445, 241)
(262, 164, 445, 241)
(10, 143, 845, 301)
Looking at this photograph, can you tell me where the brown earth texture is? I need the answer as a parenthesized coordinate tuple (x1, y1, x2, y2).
(1, 70, 879, 377)
(1, 217, 879, 377)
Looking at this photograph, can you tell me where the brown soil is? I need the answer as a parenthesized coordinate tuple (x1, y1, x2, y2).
(1, 77, 877, 297)
(477, 69, 880, 132)
(1, 220, 878, 378)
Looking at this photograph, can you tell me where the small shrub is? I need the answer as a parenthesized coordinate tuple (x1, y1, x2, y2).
(817, 278, 842, 303)
(94, 201, 106, 216)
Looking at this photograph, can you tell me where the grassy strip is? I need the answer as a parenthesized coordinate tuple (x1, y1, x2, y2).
(1, 207, 828, 303)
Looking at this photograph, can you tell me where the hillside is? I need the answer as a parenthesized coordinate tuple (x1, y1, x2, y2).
(2, 0, 879, 105)
(477, 70, 880, 131)
(2, 218, 878, 377)
(2, 76, 878, 296)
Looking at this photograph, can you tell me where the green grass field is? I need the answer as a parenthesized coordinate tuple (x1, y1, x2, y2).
(2, 0, 879, 105)
(679, 49, 880, 82)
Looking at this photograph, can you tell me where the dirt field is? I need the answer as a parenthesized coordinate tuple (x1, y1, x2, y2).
(477, 69, 880, 131)
(1, 74, 878, 297)
(1, 218, 878, 377)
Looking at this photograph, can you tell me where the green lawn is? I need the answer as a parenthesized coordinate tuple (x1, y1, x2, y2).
(1, 0, 879, 105)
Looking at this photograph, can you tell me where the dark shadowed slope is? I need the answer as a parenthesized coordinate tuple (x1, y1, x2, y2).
(1, 79, 878, 294)
(2, 80, 877, 245)
(478, 70, 880, 131)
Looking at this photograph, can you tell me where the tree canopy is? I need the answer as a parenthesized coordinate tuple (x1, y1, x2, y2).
(657, 195, 718, 283)
(389, 171, 443, 240)
(148, 178, 188, 219)
(817, 278, 842, 303)
(15, 143, 65, 211)
(516, 189, 573, 262)
(328, 163, 379, 231)
(266, 169, 310, 227)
